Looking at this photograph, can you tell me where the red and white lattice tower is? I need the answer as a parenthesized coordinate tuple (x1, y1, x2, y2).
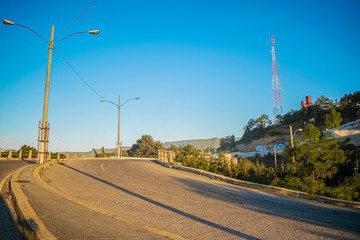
(270, 36, 283, 124)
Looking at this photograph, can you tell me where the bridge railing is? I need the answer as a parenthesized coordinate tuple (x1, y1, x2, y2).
(0, 147, 67, 162)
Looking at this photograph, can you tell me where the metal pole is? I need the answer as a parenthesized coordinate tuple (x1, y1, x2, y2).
(208, 141, 210, 155)
(39, 25, 54, 164)
(290, 125, 295, 163)
(118, 96, 121, 158)
(290, 125, 294, 148)
(121, 141, 123, 157)
(37, 121, 41, 152)
(274, 146, 277, 171)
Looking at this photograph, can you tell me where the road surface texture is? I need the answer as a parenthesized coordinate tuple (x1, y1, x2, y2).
(18, 165, 166, 239)
(24, 159, 360, 239)
(0, 160, 32, 240)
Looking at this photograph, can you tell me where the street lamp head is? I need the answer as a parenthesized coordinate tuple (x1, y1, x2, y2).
(89, 30, 100, 34)
(3, 19, 15, 25)
(100, 100, 105, 102)
(298, 129, 303, 132)
(134, 97, 140, 100)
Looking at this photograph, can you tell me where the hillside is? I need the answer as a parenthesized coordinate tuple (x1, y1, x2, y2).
(236, 123, 304, 153)
(236, 91, 360, 153)
(163, 138, 221, 151)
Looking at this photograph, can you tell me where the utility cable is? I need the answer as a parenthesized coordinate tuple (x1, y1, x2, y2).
(55, 0, 98, 40)
(14, 23, 49, 44)
(54, 46, 106, 100)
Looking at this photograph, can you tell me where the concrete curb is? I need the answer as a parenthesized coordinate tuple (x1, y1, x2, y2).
(154, 159, 360, 209)
(9, 165, 57, 240)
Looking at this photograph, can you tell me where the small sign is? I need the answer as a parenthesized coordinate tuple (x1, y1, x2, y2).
(256, 145, 267, 156)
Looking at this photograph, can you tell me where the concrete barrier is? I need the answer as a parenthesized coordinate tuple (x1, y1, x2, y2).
(154, 159, 360, 209)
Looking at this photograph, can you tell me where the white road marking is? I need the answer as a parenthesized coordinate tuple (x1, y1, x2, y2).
(100, 163, 105, 171)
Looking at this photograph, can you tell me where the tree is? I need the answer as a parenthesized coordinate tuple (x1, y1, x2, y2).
(278, 124, 346, 195)
(129, 135, 163, 158)
(327, 139, 358, 186)
(256, 114, 271, 128)
(338, 91, 360, 123)
(339, 91, 360, 108)
(16, 145, 37, 159)
(218, 135, 236, 152)
(175, 145, 209, 171)
(19, 145, 37, 154)
(314, 95, 335, 110)
(121, 149, 129, 157)
(204, 146, 215, 154)
(93, 148, 99, 157)
(325, 107, 342, 137)
(301, 123, 321, 144)
(209, 152, 231, 175)
(299, 138, 345, 181)
(243, 119, 256, 132)
(169, 144, 177, 152)
(101, 147, 107, 157)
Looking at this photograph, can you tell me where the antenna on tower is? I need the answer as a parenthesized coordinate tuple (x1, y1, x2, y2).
(270, 36, 283, 124)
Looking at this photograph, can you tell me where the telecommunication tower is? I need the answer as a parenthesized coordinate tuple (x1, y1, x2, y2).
(270, 36, 283, 124)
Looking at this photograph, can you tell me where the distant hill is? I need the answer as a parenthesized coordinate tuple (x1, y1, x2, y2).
(163, 138, 221, 151)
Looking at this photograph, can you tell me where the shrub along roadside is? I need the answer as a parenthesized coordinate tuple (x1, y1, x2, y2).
(170, 125, 360, 201)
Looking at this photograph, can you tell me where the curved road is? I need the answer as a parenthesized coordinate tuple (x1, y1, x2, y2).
(39, 159, 360, 239)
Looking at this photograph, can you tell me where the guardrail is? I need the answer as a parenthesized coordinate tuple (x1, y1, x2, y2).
(0, 147, 66, 161)
(0, 148, 151, 161)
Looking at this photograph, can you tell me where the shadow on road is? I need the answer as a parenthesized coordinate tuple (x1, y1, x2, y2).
(172, 176, 360, 235)
(0, 160, 35, 240)
(0, 194, 26, 239)
(61, 163, 261, 240)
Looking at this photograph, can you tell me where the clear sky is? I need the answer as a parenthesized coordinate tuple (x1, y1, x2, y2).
(1, 0, 359, 152)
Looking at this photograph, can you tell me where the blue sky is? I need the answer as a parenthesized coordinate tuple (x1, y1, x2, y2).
(1, 0, 359, 151)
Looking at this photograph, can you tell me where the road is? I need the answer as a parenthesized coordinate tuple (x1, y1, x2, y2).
(0, 160, 33, 181)
(0, 160, 33, 240)
(31, 159, 360, 239)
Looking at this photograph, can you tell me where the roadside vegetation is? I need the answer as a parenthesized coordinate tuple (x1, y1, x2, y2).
(173, 126, 359, 201)
(129, 91, 360, 201)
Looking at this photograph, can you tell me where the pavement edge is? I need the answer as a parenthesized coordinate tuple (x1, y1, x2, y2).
(9, 164, 57, 240)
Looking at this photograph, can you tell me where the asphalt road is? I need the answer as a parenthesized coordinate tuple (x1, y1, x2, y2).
(37, 159, 360, 240)
(0, 160, 33, 240)
(0, 160, 33, 181)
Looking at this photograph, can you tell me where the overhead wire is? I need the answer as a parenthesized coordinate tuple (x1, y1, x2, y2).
(54, 46, 106, 100)
(55, 0, 99, 40)
(52, 0, 108, 102)
(15, 23, 49, 44)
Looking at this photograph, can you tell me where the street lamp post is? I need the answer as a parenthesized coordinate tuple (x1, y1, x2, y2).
(118, 96, 121, 159)
(290, 125, 303, 163)
(269, 144, 279, 174)
(101, 97, 139, 158)
(41, 25, 54, 165)
(274, 145, 277, 171)
(3, 19, 99, 164)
